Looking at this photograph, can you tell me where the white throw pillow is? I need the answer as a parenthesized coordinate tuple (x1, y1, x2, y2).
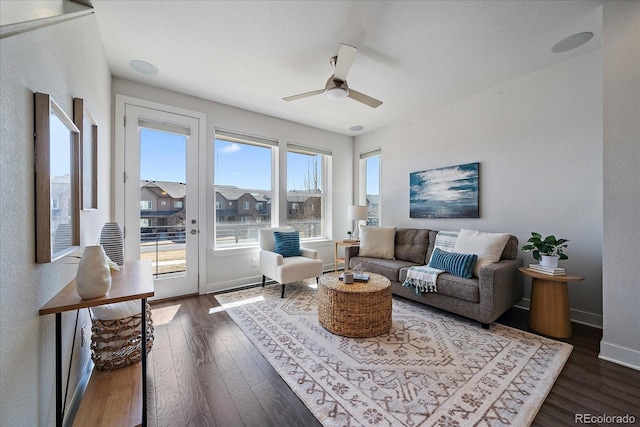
(359, 226, 396, 259)
(452, 229, 510, 277)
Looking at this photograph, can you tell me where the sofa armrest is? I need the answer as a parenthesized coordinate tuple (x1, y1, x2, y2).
(477, 258, 523, 323)
(345, 245, 360, 257)
(300, 247, 318, 259)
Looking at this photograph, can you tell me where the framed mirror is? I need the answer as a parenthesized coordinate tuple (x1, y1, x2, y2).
(73, 98, 98, 210)
(34, 92, 80, 263)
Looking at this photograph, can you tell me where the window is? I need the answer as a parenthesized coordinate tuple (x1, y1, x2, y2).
(360, 149, 381, 226)
(174, 201, 183, 209)
(140, 200, 152, 210)
(214, 129, 275, 247)
(255, 202, 263, 211)
(287, 143, 331, 239)
(51, 198, 60, 210)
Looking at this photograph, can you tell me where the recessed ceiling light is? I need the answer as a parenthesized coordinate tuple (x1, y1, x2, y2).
(129, 60, 159, 75)
(552, 32, 593, 53)
(350, 125, 364, 132)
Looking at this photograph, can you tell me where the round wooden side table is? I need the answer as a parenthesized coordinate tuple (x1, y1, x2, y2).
(317, 272, 392, 337)
(519, 267, 584, 338)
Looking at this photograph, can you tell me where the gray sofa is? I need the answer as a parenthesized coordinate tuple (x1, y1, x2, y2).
(346, 228, 523, 328)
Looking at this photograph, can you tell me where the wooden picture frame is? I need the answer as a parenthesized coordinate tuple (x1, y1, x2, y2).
(73, 98, 98, 210)
(34, 92, 81, 263)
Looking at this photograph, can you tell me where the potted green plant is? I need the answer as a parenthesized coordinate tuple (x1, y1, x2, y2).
(521, 232, 569, 269)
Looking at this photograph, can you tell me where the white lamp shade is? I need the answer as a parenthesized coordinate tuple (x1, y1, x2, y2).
(348, 205, 368, 221)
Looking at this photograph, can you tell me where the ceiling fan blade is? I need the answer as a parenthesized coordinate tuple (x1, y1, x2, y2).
(282, 89, 325, 102)
(347, 89, 383, 108)
(333, 43, 357, 82)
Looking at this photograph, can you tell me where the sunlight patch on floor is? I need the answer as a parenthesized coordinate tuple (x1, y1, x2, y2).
(211, 295, 265, 314)
(151, 304, 181, 325)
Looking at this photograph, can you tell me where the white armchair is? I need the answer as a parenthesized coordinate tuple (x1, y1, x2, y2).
(259, 227, 324, 298)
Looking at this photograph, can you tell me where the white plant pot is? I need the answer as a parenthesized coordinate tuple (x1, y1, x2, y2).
(76, 245, 112, 299)
(540, 255, 560, 269)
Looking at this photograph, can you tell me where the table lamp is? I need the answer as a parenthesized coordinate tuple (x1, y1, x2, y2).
(348, 205, 368, 239)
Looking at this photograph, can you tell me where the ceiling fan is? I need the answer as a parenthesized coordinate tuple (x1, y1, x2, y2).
(283, 43, 383, 108)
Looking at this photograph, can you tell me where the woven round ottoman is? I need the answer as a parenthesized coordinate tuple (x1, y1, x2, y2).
(317, 272, 392, 337)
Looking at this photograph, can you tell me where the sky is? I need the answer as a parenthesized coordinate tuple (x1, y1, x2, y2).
(140, 128, 379, 194)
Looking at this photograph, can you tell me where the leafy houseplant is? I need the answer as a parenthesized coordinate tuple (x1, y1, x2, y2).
(521, 232, 569, 268)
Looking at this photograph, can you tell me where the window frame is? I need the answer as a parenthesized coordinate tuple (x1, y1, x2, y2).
(214, 129, 277, 248)
(359, 149, 381, 226)
(286, 143, 331, 241)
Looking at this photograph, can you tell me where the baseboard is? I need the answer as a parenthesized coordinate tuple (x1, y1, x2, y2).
(599, 341, 640, 371)
(204, 265, 336, 294)
(62, 359, 94, 427)
(515, 298, 603, 329)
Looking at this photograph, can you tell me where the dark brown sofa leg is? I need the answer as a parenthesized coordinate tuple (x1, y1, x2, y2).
(262, 275, 266, 287)
(281, 284, 285, 298)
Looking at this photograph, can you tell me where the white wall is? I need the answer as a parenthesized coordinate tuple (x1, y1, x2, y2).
(601, 0, 640, 370)
(0, 12, 111, 427)
(354, 49, 603, 327)
(111, 78, 353, 294)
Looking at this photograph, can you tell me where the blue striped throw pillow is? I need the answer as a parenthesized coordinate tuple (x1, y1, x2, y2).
(274, 231, 301, 257)
(428, 248, 477, 279)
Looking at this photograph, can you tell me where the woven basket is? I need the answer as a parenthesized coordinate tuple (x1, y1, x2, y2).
(90, 303, 154, 370)
(317, 272, 392, 338)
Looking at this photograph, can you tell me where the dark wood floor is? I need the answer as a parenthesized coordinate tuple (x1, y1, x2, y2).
(147, 291, 640, 427)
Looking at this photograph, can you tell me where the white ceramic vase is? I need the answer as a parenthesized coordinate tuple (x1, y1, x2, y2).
(540, 255, 560, 269)
(76, 245, 112, 299)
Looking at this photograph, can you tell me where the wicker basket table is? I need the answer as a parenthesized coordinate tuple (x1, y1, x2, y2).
(318, 272, 392, 337)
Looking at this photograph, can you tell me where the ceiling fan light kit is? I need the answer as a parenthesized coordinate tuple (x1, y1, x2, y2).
(325, 86, 348, 100)
(284, 43, 382, 108)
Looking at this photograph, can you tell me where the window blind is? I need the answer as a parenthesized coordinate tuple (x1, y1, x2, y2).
(215, 128, 278, 147)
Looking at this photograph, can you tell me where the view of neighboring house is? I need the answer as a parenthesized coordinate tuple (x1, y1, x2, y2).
(215, 185, 271, 224)
(139, 181, 325, 243)
(139, 180, 186, 241)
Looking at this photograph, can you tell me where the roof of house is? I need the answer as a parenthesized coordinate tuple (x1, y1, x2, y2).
(215, 185, 270, 202)
(140, 180, 186, 199)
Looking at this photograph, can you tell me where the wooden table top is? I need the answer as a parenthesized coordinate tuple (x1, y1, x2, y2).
(39, 260, 154, 316)
(518, 266, 585, 282)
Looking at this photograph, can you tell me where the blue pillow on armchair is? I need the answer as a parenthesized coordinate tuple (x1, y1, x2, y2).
(274, 231, 301, 257)
(428, 248, 477, 279)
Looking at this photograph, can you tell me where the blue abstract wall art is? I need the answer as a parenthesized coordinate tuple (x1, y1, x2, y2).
(410, 162, 479, 218)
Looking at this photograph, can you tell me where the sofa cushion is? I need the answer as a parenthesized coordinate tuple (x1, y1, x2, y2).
(428, 248, 477, 279)
(274, 230, 301, 257)
(426, 230, 459, 264)
(399, 269, 479, 303)
(501, 235, 519, 260)
(359, 226, 396, 259)
(453, 229, 510, 277)
(351, 256, 416, 282)
(394, 228, 430, 264)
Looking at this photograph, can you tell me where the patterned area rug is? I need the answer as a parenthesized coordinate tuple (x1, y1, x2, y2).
(215, 281, 572, 427)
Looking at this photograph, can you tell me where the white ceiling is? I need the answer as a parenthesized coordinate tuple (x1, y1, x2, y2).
(84, 0, 602, 136)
